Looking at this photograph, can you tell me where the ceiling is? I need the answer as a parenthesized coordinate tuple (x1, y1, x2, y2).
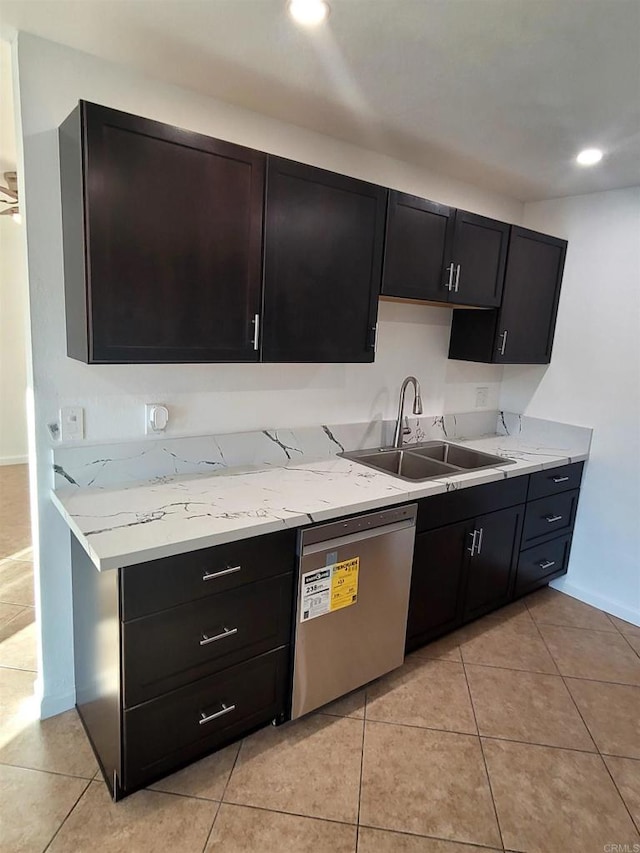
(1, 0, 639, 201)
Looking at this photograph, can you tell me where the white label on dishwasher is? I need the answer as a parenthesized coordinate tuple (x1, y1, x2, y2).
(300, 567, 331, 622)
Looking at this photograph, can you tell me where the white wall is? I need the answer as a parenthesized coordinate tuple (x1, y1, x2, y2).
(0, 217, 29, 464)
(16, 32, 523, 716)
(501, 187, 640, 624)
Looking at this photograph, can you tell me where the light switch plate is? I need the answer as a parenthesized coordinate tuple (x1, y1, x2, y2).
(475, 386, 489, 408)
(60, 407, 84, 441)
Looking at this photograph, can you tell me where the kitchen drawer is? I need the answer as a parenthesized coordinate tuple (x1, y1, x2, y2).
(123, 572, 294, 707)
(123, 647, 288, 791)
(527, 462, 584, 501)
(522, 489, 578, 545)
(121, 529, 296, 620)
(417, 476, 528, 533)
(514, 534, 572, 597)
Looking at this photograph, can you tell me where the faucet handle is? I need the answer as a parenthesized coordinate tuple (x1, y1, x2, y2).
(402, 416, 411, 436)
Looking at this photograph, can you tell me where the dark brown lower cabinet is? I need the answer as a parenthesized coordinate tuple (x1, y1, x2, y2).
(407, 502, 524, 652)
(72, 528, 296, 800)
(406, 462, 583, 652)
(406, 520, 470, 650)
(462, 505, 524, 621)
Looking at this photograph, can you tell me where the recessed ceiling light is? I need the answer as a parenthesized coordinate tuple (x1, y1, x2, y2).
(288, 0, 330, 26)
(576, 148, 603, 166)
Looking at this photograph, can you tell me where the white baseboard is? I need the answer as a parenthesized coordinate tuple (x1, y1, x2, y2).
(550, 578, 640, 627)
(0, 454, 28, 466)
(39, 689, 76, 720)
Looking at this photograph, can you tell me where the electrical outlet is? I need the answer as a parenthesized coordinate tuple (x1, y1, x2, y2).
(60, 407, 84, 441)
(475, 386, 489, 409)
(145, 404, 169, 434)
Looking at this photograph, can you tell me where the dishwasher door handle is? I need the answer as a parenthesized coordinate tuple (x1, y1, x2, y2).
(301, 518, 416, 557)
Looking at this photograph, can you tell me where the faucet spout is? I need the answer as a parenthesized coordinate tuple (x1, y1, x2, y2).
(393, 376, 423, 448)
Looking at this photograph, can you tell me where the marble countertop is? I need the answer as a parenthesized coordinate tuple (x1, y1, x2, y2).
(51, 431, 589, 571)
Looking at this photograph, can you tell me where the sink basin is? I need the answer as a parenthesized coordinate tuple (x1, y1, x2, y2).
(340, 441, 513, 482)
(351, 449, 457, 480)
(408, 442, 513, 470)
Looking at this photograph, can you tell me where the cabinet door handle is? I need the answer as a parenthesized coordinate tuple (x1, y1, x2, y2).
(552, 476, 569, 483)
(445, 263, 454, 291)
(202, 565, 241, 582)
(200, 627, 238, 646)
(544, 514, 563, 523)
(369, 325, 378, 353)
(476, 527, 484, 555)
(199, 703, 236, 726)
(497, 330, 508, 356)
(252, 313, 260, 351)
(538, 560, 556, 571)
(454, 264, 461, 293)
(467, 529, 479, 557)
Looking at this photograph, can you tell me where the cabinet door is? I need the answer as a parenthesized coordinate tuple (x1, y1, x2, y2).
(448, 211, 509, 307)
(406, 520, 471, 651)
(65, 102, 265, 363)
(495, 227, 567, 364)
(463, 505, 524, 620)
(262, 157, 386, 362)
(381, 191, 454, 302)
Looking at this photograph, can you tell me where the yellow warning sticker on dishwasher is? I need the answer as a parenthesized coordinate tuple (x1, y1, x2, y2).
(300, 558, 359, 622)
(330, 557, 359, 612)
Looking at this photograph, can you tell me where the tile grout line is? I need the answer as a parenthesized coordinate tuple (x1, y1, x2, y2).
(460, 656, 506, 852)
(527, 615, 599, 754)
(450, 650, 640, 689)
(0, 761, 98, 783)
(0, 665, 38, 674)
(41, 777, 93, 853)
(598, 751, 640, 835)
(207, 798, 360, 829)
(354, 689, 368, 851)
(359, 714, 605, 756)
(200, 739, 244, 852)
(532, 613, 640, 834)
(613, 628, 640, 661)
(357, 821, 506, 851)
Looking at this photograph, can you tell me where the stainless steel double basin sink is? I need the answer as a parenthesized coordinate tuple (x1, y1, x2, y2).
(340, 441, 514, 482)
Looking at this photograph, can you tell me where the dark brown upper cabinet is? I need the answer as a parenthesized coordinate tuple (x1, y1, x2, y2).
(262, 157, 386, 363)
(447, 210, 510, 307)
(382, 197, 509, 308)
(381, 191, 454, 302)
(448, 226, 567, 364)
(59, 102, 265, 363)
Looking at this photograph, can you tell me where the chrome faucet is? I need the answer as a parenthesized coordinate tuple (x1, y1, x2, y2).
(392, 376, 423, 448)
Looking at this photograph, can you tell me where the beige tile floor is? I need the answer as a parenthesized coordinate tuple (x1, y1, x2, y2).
(1, 463, 639, 852)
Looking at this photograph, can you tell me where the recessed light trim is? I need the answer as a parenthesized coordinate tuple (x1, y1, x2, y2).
(576, 148, 603, 166)
(288, 0, 330, 26)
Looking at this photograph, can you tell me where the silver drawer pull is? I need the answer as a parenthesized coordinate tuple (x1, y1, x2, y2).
(545, 514, 563, 523)
(199, 703, 236, 726)
(202, 565, 241, 582)
(467, 529, 479, 557)
(445, 263, 454, 291)
(552, 476, 569, 483)
(200, 627, 238, 646)
(538, 560, 556, 570)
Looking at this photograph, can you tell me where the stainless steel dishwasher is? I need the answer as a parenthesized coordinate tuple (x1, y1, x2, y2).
(291, 503, 417, 719)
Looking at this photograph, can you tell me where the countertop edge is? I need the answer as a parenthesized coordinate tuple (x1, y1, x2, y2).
(51, 451, 586, 572)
